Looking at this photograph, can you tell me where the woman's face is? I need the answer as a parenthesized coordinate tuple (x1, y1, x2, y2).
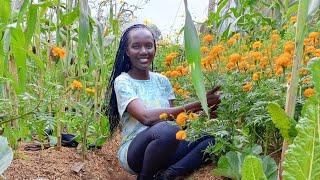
(126, 28, 156, 71)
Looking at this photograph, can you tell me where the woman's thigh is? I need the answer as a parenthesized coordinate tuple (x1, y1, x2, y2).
(127, 121, 180, 172)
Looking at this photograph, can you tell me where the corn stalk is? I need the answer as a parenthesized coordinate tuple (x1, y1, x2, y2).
(278, 0, 310, 179)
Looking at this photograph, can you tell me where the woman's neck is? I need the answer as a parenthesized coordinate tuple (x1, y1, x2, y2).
(128, 68, 150, 80)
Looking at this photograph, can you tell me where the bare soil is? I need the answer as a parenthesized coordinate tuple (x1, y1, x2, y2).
(4, 132, 223, 180)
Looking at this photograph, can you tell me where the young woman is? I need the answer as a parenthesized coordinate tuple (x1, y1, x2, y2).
(106, 24, 220, 180)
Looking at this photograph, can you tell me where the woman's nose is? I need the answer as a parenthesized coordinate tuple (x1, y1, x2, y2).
(140, 46, 147, 54)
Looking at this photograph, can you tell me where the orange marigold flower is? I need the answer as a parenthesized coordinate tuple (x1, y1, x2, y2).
(304, 88, 315, 97)
(200, 46, 209, 54)
(202, 34, 214, 43)
(302, 78, 311, 84)
(85, 88, 95, 95)
(227, 38, 237, 46)
(243, 82, 252, 92)
(252, 72, 260, 81)
(170, 70, 181, 78)
(188, 113, 199, 120)
(52, 46, 66, 59)
(271, 33, 280, 42)
(290, 16, 297, 24)
(176, 130, 187, 140)
(299, 68, 309, 75)
(252, 41, 262, 49)
(232, 33, 241, 40)
(229, 53, 241, 64)
(284, 41, 295, 54)
(176, 112, 188, 126)
(159, 113, 169, 120)
(314, 49, 320, 57)
(309, 32, 320, 40)
(71, 80, 83, 90)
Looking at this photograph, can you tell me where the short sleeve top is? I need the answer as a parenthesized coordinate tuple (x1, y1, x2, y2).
(114, 71, 175, 173)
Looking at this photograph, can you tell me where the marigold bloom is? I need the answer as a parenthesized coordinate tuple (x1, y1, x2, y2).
(290, 16, 297, 24)
(284, 41, 295, 54)
(188, 113, 199, 120)
(203, 34, 214, 43)
(252, 41, 262, 49)
(227, 38, 237, 46)
(52, 46, 66, 59)
(314, 49, 320, 57)
(71, 80, 83, 90)
(271, 33, 280, 42)
(309, 32, 320, 40)
(85, 88, 95, 95)
(252, 72, 260, 81)
(243, 82, 252, 92)
(200, 46, 209, 54)
(159, 113, 169, 120)
(170, 70, 181, 78)
(232, 33, 241, 40)
(176, 130, 187, 140)
(304, 88, 315, 97)
(229, 53, 241, 64)
(176, 112, 188, 126)
(299, 68, 309, 75)
(302, 78, 311, 84)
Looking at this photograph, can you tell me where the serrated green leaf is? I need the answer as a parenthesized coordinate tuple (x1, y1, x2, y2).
(283, 97, 320, 180)
(242, 155, 267, 180)
(267, 103, 296, 143)
(183, 0, 208, 116)
(0, 136, 13, 175)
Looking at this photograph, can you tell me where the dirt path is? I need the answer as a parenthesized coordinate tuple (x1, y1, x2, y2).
(4, 132, 223, 180)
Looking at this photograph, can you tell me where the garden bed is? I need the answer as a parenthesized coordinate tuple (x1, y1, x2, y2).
(4, 132, 223, 180)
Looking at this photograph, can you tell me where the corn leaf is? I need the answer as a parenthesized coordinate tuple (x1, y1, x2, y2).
(78, 0, 89, 60)
(283, 96, 320, 179)
(267, 103, 297, 143)
(0, 136, 13, 175)
(183, 0, 208, 116)
(0, 0, 11, 26)
(242, 155, 267, 180)
(60, 7, 79, 26)
(11, 27, 27, 94)
(25, 5, 38, 47)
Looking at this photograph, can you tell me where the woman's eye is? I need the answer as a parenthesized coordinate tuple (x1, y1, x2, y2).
(146, 44, 154, 49)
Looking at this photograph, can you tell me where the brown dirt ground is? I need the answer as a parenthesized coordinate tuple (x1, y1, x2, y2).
(4, 132, 224, 180)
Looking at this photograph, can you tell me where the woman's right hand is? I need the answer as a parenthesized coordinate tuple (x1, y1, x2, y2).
(206, 85, 221, 116)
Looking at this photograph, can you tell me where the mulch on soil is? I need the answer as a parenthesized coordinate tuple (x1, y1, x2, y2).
(4, 132, 223, 180)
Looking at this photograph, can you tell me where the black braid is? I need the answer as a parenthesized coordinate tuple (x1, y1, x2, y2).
(106, 24, 156, 134)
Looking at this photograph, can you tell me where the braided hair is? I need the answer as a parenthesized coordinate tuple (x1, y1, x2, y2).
(106, 24, 156, 134)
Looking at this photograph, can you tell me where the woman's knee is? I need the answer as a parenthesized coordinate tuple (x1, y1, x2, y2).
(152, 122, 180, 144)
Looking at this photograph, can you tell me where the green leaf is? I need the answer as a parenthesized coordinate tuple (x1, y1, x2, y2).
(95, 135, 107, 147)
(60, 7, 79, 26)
(262, 156, 278, 180)
(78, 0, 89, 60)
(309, 58, 320, 97)
(0, 136, 13, 175)
(17, 0, 30, 25)
(0, 0, 11, 25)
(183, 0, 208, 116)
(242, 155, 267, 180)
(212, 151, 242, 180)
(267, 102, 297, 143)
(25, 5, 38, 46)
(11, 27, 27, 94)
(283, 97, 320, 180)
